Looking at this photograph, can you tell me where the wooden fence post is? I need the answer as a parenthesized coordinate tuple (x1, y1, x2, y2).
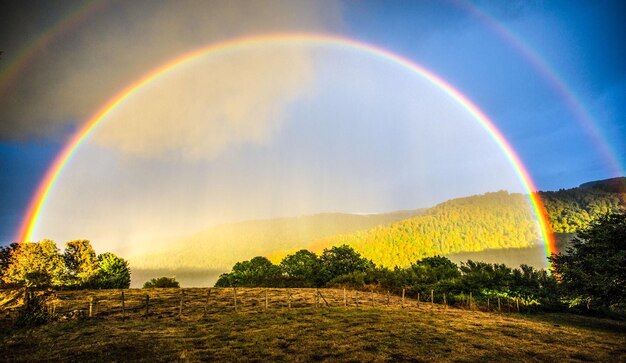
(145, 294, 150, 316)
(318, 290, 330, 307)
(430, 289, 434, 308)
(443, 292, 447, 310)
(204, 288, 211, 316)
(179, 290, 184, 317)
(386, 291, 390, 306)
(89, 296, 94, 318)
(371, 290, 374, 307)
(233, 287, 238, 312)
(516, 298, 520, 313)
(417, 293, 420, 308)
(288, 289, 292, 309)
(401, 288, 405, 308)
(487, 297, 490, 310)
(469, 292, 473, 310)
(315, 288, 319, 308)
(121, 290, 125, 319)
(343, 288, 347, 308)
(498, 297, 501, 312)
(265, 288, 269, 311)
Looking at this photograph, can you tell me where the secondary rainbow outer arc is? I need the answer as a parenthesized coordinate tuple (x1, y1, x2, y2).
(456, 0, 623, 176)
(16, 33, 556, 260)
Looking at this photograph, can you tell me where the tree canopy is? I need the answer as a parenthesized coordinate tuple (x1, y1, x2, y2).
(143, 276, 180, 288)
(0, 240, 130, 289)
(550, 212, 626, 310)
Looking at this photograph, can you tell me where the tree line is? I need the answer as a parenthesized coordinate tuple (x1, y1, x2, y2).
(0, 240, 130, 289)
(217, 212, 626, 314)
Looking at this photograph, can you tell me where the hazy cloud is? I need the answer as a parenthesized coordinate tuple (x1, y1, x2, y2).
(0, 0, 344, 140)
(94, 46, 315, 160)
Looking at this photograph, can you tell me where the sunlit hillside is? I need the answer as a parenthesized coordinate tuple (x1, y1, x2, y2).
(129, 179, 626, 287)
(539, 177, 626, 233)
(299, 191, 541, 267)
(130, 210, 425, 271)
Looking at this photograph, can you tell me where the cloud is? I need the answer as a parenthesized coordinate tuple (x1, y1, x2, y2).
(94, 46, 315, 160)
(0, 0, 344, 140)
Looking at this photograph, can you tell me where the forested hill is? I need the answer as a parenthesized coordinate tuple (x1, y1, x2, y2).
(291, 178, 626, 269)
(131, 210, 425, 270)
(539, 177, 626, 233)
(295, 191, 540, 268)
(131, 177, 625, 281)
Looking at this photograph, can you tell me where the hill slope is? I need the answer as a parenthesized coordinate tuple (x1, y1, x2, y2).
(301, 191, 540, 267)
(131, 210, 425, 271)
(131, 178, 625, 286)
(539, 177, 626, 233)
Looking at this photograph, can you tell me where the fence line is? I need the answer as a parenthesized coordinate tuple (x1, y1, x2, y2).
(9, 287, 531, 320)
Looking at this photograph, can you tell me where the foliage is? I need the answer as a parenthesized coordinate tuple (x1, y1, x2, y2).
(279, 249, 325, 287)
(0, 242, 19, 286)
(320, 245, 375, 281)
(1, 240, 65, 288)
(215, 256, 282, 287)
(216, 244, 565, 310)
(550, 212, 626, 310)
(143, 276, 180, 288)
(63, 240, 99, 288)
(95, 253, 131, 289)
(309, 192, 541, 268)
(1, 240, 132, 290)
(539, 177, 625, 233)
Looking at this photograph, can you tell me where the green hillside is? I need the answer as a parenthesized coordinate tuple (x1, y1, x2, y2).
(300, 178, 625, 269)
(131, 178, 625, 286)
(130, 210, 425, 271)
(303, 191, 540, 268)
(539, 177, 626, 233)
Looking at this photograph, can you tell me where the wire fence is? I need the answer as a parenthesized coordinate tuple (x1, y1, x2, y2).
(15, 287, 529, 320)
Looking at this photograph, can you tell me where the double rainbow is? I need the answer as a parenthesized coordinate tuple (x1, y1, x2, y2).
(15, 33, 556, 258)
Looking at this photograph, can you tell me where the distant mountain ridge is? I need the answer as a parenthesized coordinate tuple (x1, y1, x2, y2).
(579, 177, 626, 193)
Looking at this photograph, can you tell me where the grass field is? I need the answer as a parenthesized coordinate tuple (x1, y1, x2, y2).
(1, 288, 625, 362)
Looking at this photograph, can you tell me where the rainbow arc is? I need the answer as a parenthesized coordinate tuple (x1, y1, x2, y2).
(15, 33, 556, 260)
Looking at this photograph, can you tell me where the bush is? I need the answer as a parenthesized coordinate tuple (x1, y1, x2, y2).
(143, 277, 180, 288)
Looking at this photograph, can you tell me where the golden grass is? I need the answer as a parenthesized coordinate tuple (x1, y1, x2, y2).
(1, 288, 625, 362)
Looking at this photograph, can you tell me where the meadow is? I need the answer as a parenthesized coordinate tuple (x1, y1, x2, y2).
(1, 288, 625, 362)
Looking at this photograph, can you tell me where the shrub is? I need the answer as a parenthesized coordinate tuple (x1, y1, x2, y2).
(143, 277, 180, 288)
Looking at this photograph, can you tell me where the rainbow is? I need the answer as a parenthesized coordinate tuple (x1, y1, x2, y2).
(457, 0, 623, 176)
(15, 33, 556, 259)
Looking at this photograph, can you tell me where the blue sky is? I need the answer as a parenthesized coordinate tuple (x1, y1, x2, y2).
(0, 0, 624, 245)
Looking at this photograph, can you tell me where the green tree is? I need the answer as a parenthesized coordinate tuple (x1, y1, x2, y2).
(95, 253, 131, 289)
(0, 242, 19, 285)
(410, 256, 460, 283)
(320, 245, 374, 280)
(280, 249, 325, 287)
(1, 240, 65, 288)
(63, 240, 99, 287)
(550, 212, 626, 310)
(215, 256, 282, 287)
(143, 276, 180, 288)
(459, 260, 512, 294)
